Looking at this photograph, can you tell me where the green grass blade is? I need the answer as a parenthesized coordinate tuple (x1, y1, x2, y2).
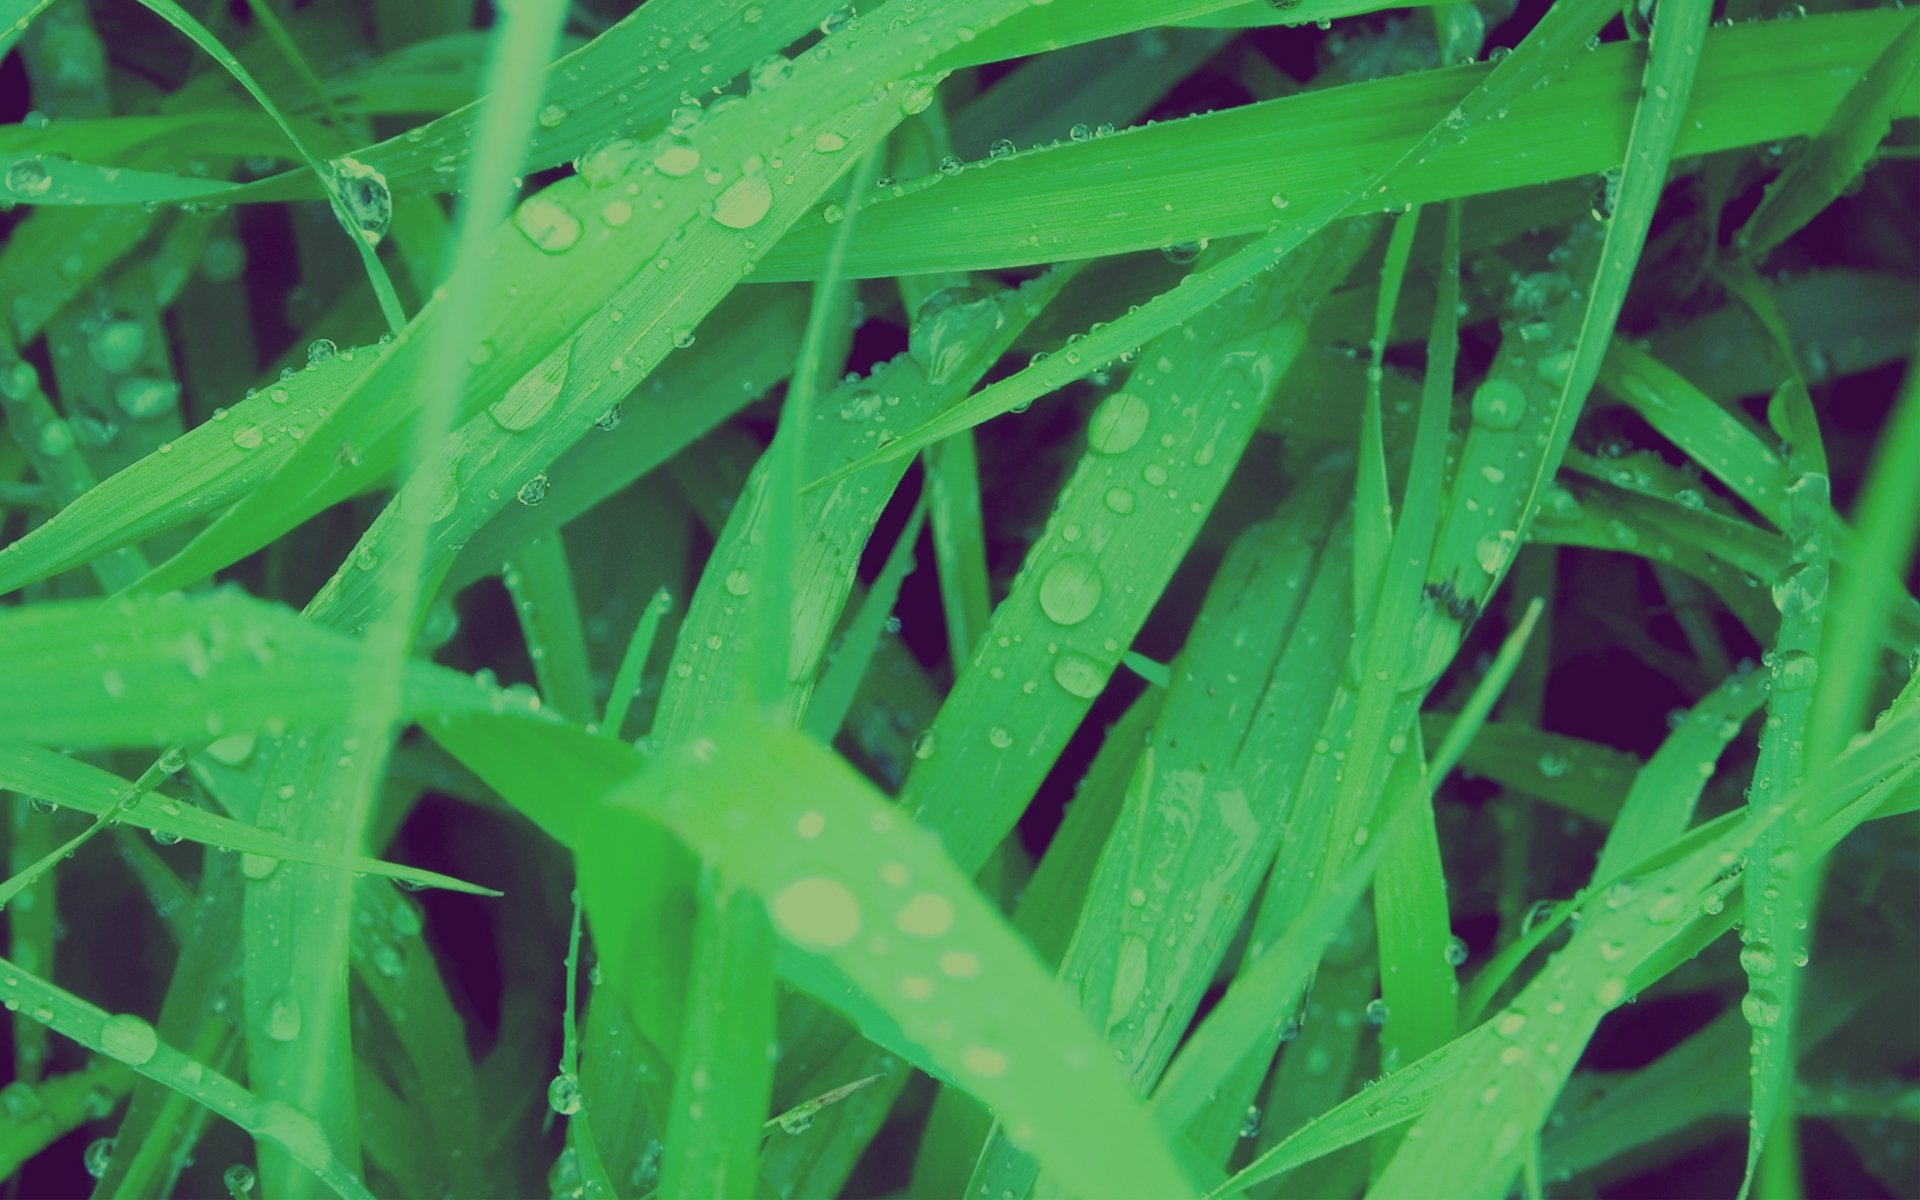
(581, 711, 1199, 1200)
(501, 531, 595, 724)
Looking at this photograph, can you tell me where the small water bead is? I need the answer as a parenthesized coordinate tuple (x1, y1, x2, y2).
(307, 338, 338, 366)
(1772, 649, 1818, 691)
(750, 53, 794, 90)
(516, 473, 550, 506)
(98, 1013, 159, 1065)
(537, 102, 568, 129)
(1471, 379, 1526, 430)
(577, 137, 642, 186)
(988, 138, 1016, 160)
(911, 730, 937, 760)
(84, 1138, 115, 1179)
(230, 423, 264, 450)
(1445, 936, 1470, 967)
(1038, 557, 1103, 626)
(222, 1164, 256, 1197)
(514, 194, 583, 253)
(1475, 529, 1518, 574)
(1538, 752, 1569, 778)
(724, 568, 752, 596)
(988, 726, 1013, 749)
(265, 994, 303, 1042)
(1052, 650, 1108, 699)
(713, 174, 774, 229)
(1141, 463, 1169, 488)
(812, 130, 847, 153)
(326, 156, 392, 246)
(820, 4, 856, 35)
(1103, 487, 1136, 515)
(1741, 988, 1783, 1029)
(548, 1071, 584, 1116)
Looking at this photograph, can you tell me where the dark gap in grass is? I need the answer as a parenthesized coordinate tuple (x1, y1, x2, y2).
(1581, 989, 1721, 1072)
(841, 1071, 939, 1199)
(847, 311, 909, 381)
(1597, 1132, 1747, 1200)
(386, 792, 510, 1050)
(1018, 672, 1145, 861)
(452, 576, 538, 693)
(236, 201, 305, 374)
(1546, 550, 1695, 757)
(1138, 50, 1255, 128)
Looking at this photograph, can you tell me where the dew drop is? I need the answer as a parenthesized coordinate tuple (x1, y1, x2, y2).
(1038, 556, 1103, 626)
(325, 156, 391, 246)
(1741, 988, 1782, 1029)
(1052, 650, 1108, 699)
(548, 1071, 583, 1116)
(1470, 379, 1527, 430)
(513, 193, 584, 253)
(265, 994, 303, 1042)
(713, 174, 774, 229)
(98, 1013, 158, 1066)
(770, 877, 862, 950)
(488, 341, 572, 431)
(1087, 392, 1150, 454)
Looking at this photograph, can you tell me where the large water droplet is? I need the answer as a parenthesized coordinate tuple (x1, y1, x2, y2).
(98, 1013, 158, 1066)
(1087, 392, 1150, 454)
(488, 341, 572, 431)
(88, 318, 146, 373)
(1741, 988, 1782, 1029)
(713, 174, 774, 229)
(1038, 556, 1103, 625)
(1770, 561, 1827, 617)
(5, 156, 53, 200)
(910, 287, 1001, 385)
(514, 193, 584, 253)
(548, 1071, 583, 1115)
(770, 877, 862, 950)
(326, 156, 391, 247)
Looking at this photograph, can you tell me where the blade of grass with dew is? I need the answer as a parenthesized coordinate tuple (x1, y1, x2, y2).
(804, 501, 928, 745)
(1716, 265, 1832, 1200)
(577, 710, 1200, 1200)
(443, 285, 809, 594)
(0, 745, 492, 895)
(121, 0, 1046, 601)
(1590, 670, 1768, 885)
(501, 532, 595, 724)
(0, 1062, 136, 1177)
(982, 475, 1351, 1196)
(0, 590, 537, 748)
(650, 267, 1072, 747)
(0, 345, 380, 595)
(899, 222, 1374, 880)
(0, 956, 375, 1200)
(760, 9, 1920, 282)
(802, 0, 1620, 489)
(1733, 14, 1920, 265)
(655, 867, 776, 1198)
(1424, 716, 1640, 832)
(548, 889, 617, 1200)
(603, 587, 673, 742)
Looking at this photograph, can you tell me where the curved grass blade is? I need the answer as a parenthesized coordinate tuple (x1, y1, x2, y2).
(0, 590, 536, 748)
(0, 957, 376, 1200)
(0, 744, 495, 895)
(580, 711, 1200, 1200)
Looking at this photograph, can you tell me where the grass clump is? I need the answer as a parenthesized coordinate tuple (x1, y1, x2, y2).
(1, 1, 1917, 1197)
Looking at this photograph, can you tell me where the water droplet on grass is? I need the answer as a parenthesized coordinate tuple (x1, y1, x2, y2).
(1471, 379, 1526, 429)
(713, 174, 774, 229)
(488, 342, 572, 431)
(222, 1164, 255, 1196)
(771, 877, 862, 950)
(1087, 392, 1149, 454)
(326, 156, 391, 246)
(653, 138, 701, 176)
(99, 1013, 158, 1065)
(84, 1138, 114, 1179)
(1038, 556, 1103, 625)
(514, 194, 584, 253)
(548, 1071, 583, 1115)
(1052, 650, 1108, 698)
(88, 318, 146, 373)
(6, 156, 53, 200)
(1741, 988, 1782, 1028)
(115, 376, 179, 420)
(265, 994, 303, 1042)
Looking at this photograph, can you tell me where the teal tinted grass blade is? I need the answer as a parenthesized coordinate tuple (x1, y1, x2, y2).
(579, 712, 1197, 1200)
(1507, 0, 1710, 556)
(900, 223, 1373, 879)
(1597, 339, 1792, 526)
(1590, 670, 1768, 883)
(0, 957, 374, 1200)
(0, 744, 492, 895)
(804, 0, 1616, 488)
(657, 870, 776, 1198)
(650, 268, 1071, 747)
(980, 477, 1350, 1195)
(0, 1063, 135, 1179)
(748, 147, 882, 715)
(0, 345, 378, 597)
(1716, 268, 1832, 1200)
(128, 0, 404, 329)
(443, 286, 807, 596)
(805, 501, 927, 744)
(1734, 15, 1920, 264)
(761, 10, 1918, 282)
(1354, 208, 1422, 631)
(604, 587, 673, 740)
(1807, 350, 1920, 768)
(502, 532, 594, 723)
(0, 590, 534, 748)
